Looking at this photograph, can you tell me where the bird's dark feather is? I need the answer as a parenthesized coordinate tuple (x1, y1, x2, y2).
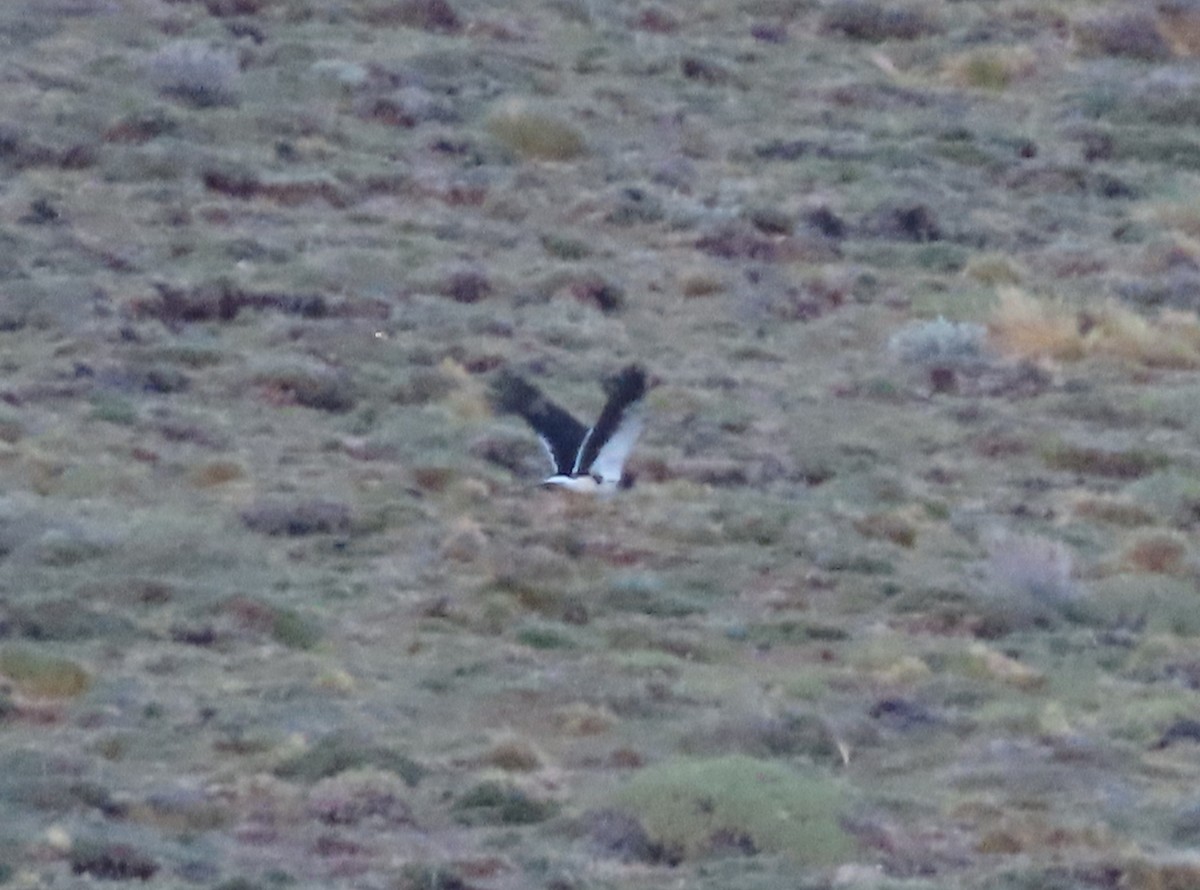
(575, 364, 646, 475)
(490, 371, 588, 475)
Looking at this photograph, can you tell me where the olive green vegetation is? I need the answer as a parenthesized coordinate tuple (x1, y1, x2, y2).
(614, 756, 856, 864)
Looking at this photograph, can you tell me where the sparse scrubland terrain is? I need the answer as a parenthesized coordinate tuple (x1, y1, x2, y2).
(6, 0, 1200, 887)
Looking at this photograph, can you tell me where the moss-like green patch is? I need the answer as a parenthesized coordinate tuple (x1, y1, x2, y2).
(487, 103, 586, 161)
(0, 647, 90, 698)
(613, 755, 856, 863)
(89, 395, 138, 425)
(271, 606, 322, 651)
(514, 624, 578, 650)
(273, 732, 425, 786)
(451, 781, 558, 826)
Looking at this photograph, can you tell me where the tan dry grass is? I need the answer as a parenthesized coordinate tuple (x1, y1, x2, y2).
(487, 101, 587, 161)
(1087, 306, 1200, 369)
(1144, 203, 1200, 240)
(988, 287, 1085, 361)
(963, 253, 1023, 286)
(988, 287, 1200, 368)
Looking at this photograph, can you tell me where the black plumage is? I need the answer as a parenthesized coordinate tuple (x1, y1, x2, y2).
(491, 364, 648, 487)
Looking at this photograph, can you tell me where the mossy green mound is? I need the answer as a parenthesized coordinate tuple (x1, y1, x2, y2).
(0, 647, 90, 699)
(614, 755, 856, 863)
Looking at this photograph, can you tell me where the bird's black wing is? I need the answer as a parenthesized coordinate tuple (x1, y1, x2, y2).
(575, 364, 647, 476)
(491, 370, 588, 475)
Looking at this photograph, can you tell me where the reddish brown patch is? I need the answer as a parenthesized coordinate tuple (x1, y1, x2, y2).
(201, 170, 348, 207)
(407, 175, 488, 207)
(589, 542, 656, 566)
(454, 857, 509, 879)
(412, 466, 455, 492)
(1122, 534, 1187, 574)
(462, 354, 505, 374)
(929, 366, 956, 393)
(633, 7, 679, 32)
(202, 169, 259, 200)
(363, 0, 462, 32)
(223, 595, 276, 633)
(608, 747, 645, 768)
(361, 98, 417, 128)
(971, 434, 1029, 458)
(568, 275, 624, 313)
(892, 612, 984, 637)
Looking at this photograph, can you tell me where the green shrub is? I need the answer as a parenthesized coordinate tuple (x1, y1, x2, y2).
(613, 755, 856, 863)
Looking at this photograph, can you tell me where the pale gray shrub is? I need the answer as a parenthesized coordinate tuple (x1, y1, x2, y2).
(975, 531, 1086, 632)
(888, 316, 987, 364)
(147, 40, 240, 107)
(986, 531, 1080, 607)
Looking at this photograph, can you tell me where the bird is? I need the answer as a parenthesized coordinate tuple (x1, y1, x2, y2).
(491, 364, 648, 493)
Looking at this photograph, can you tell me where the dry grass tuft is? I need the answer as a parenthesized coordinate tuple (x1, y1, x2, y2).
(964, 254, 1023, 286)
(988, 288, 1085, 361)
(480, 736, 545, 772)
(1043, 443, 1168, 479)
(1126, 857, 1200, 890)
(1072, 496, 1156, 527)
(440, 516, 488, 562)
(1088, 306, 1200, 369)
(975, 813, 1114, 854)
(189, 460, 246, 488)
(680, 268, 727, 298)
(853, 511, 918, 548)
(555, 702, 617, 736)
(1159, 2, 1200, 56)
(988, 288, 1200, 367)
(487, 102, 586, 161)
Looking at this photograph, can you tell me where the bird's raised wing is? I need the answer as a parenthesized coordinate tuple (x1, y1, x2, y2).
(491, 370, 588, 476)
(575, 364, 647, 481)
